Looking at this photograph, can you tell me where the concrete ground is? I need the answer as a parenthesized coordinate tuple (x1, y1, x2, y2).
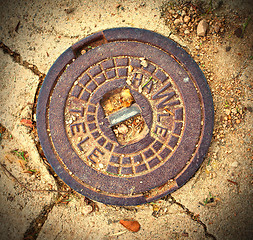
(0, 0, 252, 239)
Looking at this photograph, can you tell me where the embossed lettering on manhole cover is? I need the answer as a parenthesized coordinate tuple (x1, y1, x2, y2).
(36, 28, 214, 206)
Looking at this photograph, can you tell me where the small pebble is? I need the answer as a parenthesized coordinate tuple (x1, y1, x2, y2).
(184, 29, 190, 35)
(184, 16, 191, 23)
(174, 19, 181, 25)
(234, 28, 242, 38)
(140, 58, 148, 67)
(225, 109, 231, 115)
(81, 49, 86, 55)
(197, 19, 208, 36)
(30, 175, 36, 180)
(231, 161, 238, 167)
(82, 205, 93, 215)
(214, 25, 220, 33)
(117, 124, 128, 134)
(231, 108, 237, 114)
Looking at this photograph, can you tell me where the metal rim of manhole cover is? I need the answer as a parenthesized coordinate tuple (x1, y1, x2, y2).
(37, 28, 214, 206)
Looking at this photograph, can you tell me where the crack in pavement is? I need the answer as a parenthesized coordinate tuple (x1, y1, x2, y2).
(53, 213, 64, 240)
(0, 41, 46, 122)
(23, 202, 56, 240)
(169, 195, 217, 240)
(0, 41, 45, 78)
(0, 42, 69, 239)
(0, 40, 56, 178)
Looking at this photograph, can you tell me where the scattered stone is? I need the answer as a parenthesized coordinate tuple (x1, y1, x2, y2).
(181, 10, 186, 17)
(225, 109, 231, 115)
(81, 49, 86, 55)
(234, 28, 242, 38)
(231, 161, 238, 167)
(184, 29, 190, 35)
(184, 16, 191, 23)
(140, 58, 148, 67)
(236, 119, 241, 124)
(197, 19, 208, 37)
(247, 106, 253, 112)
(231, 108, 237, 114)
(117, 124, 128, 134)
(174, 19, 181, 25)
(226, 46, 231, 52)
(113, 128, 119, 136)
(214, 24, 220, 33)
(64, 7, 75, 14)
(98, 163, 104, 169)
(81, 205, 93, 215)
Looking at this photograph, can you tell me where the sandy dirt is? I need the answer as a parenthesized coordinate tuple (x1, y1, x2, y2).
(0, 0, 252, 240)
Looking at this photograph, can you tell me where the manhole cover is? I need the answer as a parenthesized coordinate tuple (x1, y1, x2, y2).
(37, 28, 214, 206)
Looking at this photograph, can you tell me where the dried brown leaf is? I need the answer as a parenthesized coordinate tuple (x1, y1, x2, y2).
(119, 220, 140, 232)
(20, 119, 33, 128)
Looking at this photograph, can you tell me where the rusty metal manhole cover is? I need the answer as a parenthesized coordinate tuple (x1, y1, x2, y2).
(37, 28, 214, 206)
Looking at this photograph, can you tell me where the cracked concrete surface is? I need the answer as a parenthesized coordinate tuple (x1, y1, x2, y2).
(0, 0, 252, 239)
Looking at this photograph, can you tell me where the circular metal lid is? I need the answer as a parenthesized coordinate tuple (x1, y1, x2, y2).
(37, 28, 214, 206)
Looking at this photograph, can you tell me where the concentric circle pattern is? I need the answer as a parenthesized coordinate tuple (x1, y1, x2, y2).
(37, 28, 214, 206)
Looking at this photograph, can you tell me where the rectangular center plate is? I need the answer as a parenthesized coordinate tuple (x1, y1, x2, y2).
(108, 103, 141, 127)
